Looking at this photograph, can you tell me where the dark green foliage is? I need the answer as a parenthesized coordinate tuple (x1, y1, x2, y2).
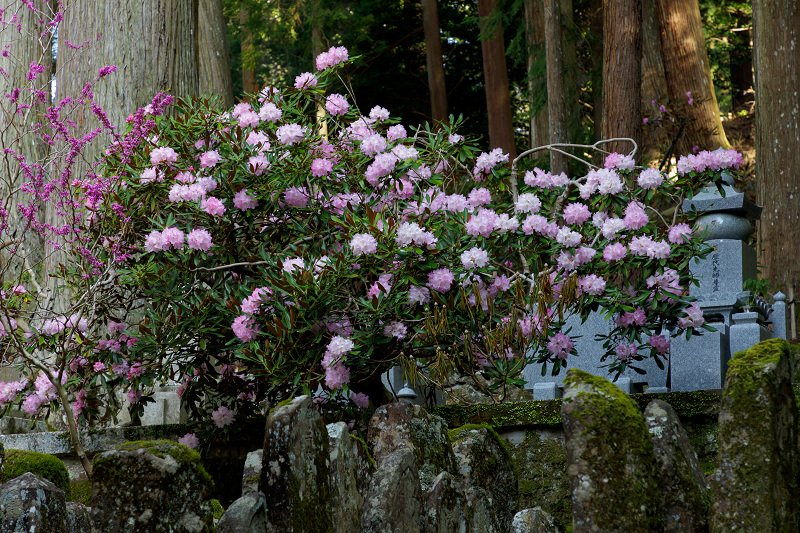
(3, 449, 71, 497)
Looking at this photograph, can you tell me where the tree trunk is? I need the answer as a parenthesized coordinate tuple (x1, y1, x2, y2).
(199, 0, 234, 108)
(51, 0, 200, 311)
(588, 0, 603, 145)
(421, 0, 448, 123)
(478, 0, 516, 159)
(0, 1, 51, 283)
(525, 0, 549, 149)
(655, 0, 729, 155)
(239, 3, 257, 95)
(754, 0, 800, 296)
(544, 0, 567, 173)
(601, 0, 641, 157)
(640, 0, 668, 160)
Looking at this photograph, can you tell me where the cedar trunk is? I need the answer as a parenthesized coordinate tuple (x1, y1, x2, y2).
(754, 0, 800, 296)
(601, 0, 642, 157)
(544, 0, 567, 173)
(525, 0, 549, 149)
(478, 0, 517, 158)
(640, 0, 668, 160)
(655, 0, 729, 154)
(240, 3, 258, 95)
(422, 0, 448, 123)
(199, 0, 234, 108)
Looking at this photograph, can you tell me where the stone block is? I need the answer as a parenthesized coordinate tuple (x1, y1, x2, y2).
(0, 472, 68, 532)
(367, 402, 457, 492)
(533, 382, 561, 400)
(561, 369, 663, 532)
(217, 492, 267, 533)
(644, 400, 709, 532)
(671, 322, 730, 391)
(360, 449, 424, 533)
(689, 239, 756, 300)
(424, 471, 467, 532)
(91, 440, 214, 532)
(730, 311, 771, 357)
(511, 507, 566, 533)
(66, 502, 92, 533)
(259, 395, 333, 532)
(450, 425, 518, 532)
(711, 339, 799, 531)
(327, 422, 371, 533)
(241, 449, 262, 495)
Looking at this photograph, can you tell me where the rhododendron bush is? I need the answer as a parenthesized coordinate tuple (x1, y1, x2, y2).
(59, 48, 741, 420)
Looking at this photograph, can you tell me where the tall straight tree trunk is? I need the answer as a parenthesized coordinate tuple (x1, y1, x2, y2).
(544, 0, 567, 173)
(640, 0, 668, 160)
(0, 0, 51, 283)
(601, 0, 641, 157)
(240, 2, 257, 95)
(51, 0, 200, 310)
(199, 0, 234, 108)
(753, 0, 800, 297)
(655, 0, 729, 154)
(525, 0, 549, 149)
(478, 0, 516, 159)
(421, 0, 448, 123)
(588, 0, 603, 145)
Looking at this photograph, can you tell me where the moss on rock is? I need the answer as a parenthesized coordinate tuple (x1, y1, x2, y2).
(3, 449, 70, 497)
(69, 478, 92, 507)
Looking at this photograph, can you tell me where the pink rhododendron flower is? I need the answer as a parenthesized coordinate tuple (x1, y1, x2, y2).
(448, 133, 463, 144)
(668, 223, 693, 244)
(407, 285, 430, 305)
(650, 335, 670, 355)
(294, 72, 318, 89)
(311, 158, 333, 177)
(369, 106, 389, 122)
(179, 433, 200, 449)
(315, 46, 349, 70)
(473, 148, 508, 178)
(562, 202, 591, 225)
(350, 392, 369, 409)
(465, 208, 499, 237)
(284, 187, 309, 208)
(127, 389, 142, 405)
(93, 362, 105, 372)
(467, 188, 491, 207)
(199, 150, 221, 169)
(637, 168, 664, 189)
(325, 93, 349, 116)
(201, 197, 226, 216)
(232, 315, 259, 342)
(248, 154, 270, 176)
(233, 189, 258, 211)
(150, 146, 178, 166)
(515, 193, 541, 214)
(601, 218, 626, 240)
(127, 363, 145, 379)
(603, 242, 627, 262)
(350, 233, 378, 256)
(283, 257, 305, 273)
(678, 303, 705, 328)
(604, 152, 635, 171)
(259, 102, 282, 123)
(187, 229, 213, 251)
(276, 123, 305, 146)
(427, 268, 454, 292)
(383, 321, 407, 339)
(361, 134, 387, 156)
(623, 202, 649, 230)
(616, 342, 638, 361)
(616, 307, 647, 327)
(162, 227, 185, 249)
(547, 332, 573, 359)
(211, 406, 235, 428)
(461, 247, 489, 269)
(579, 274, 606, 296)
(386, 124, 407, 142)
(556, 227, 582, 248)
(108, 321, 127, 334)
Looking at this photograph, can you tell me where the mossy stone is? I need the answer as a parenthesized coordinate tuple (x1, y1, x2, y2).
(511, 431, 571, 529)
(561, 369, 664, 532)
(711, 339, 800, 531)
(3, 449, 70, 497)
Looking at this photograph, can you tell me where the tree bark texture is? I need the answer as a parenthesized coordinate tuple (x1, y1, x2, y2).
(199, 0, 233, 108)
(655, 0, 729, 155)
(730, 8, 752, 110)
(601, 0, 642, 158)
(51, 0, 200, 310)
(544, 0, 567, 173)
(0, 1, 51, 282)
(421, 0, 448, 123)
(640, 0, 669, 160)
(478, 0, 517, 159)
(754, 0, 800, 295)
(588, 0, 603, 145)
(239, 3, 257, 95)
(525, 0, 549, 149)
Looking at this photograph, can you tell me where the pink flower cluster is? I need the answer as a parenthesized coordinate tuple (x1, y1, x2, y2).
(232, 315, 259, 342)
(629, 236, 670, 259)
(677, 303, 705, 328)
(579, 168, 623, 198)
(615, 342, 638, 361)
(604, 152, 636, 171)
(395, 222, 437, 248)
(326, 94, 349, 116)
(322, 335, 354, 389)
(427, 268, 454, 292)
(523, 168, 569, 189)
(676, 148, 743, 175)
(211, 406, 235, 428)
(315, 46, 349, 70)
(616, 307, 646, 327)
(350, 233, 378, 256)
(547, 332, 573, 359)
(473, 148, 508, 179)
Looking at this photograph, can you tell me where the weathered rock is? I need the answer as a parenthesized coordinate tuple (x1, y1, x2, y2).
(66, 501, 92, 533)
(242, 449, 262, 495)
(561, 369, 663, 532)
(0, 472, 68, 532)
(327, 422, 371, 533)
(91, 439, 214, 532)
(445, 374, 534, 404)
(511, 507, 566, 533)
(711, 339, 799, 531)
(360, 448, 424, 533)
(217, 492, 267, 533)
(259, 395, 333, 532)
(450, 425, 518, 532)
(367, 402, 457, 491)
(423, 471, 467, 532)
(644, 399, 709, 532)
(510, 431, 571, 527)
